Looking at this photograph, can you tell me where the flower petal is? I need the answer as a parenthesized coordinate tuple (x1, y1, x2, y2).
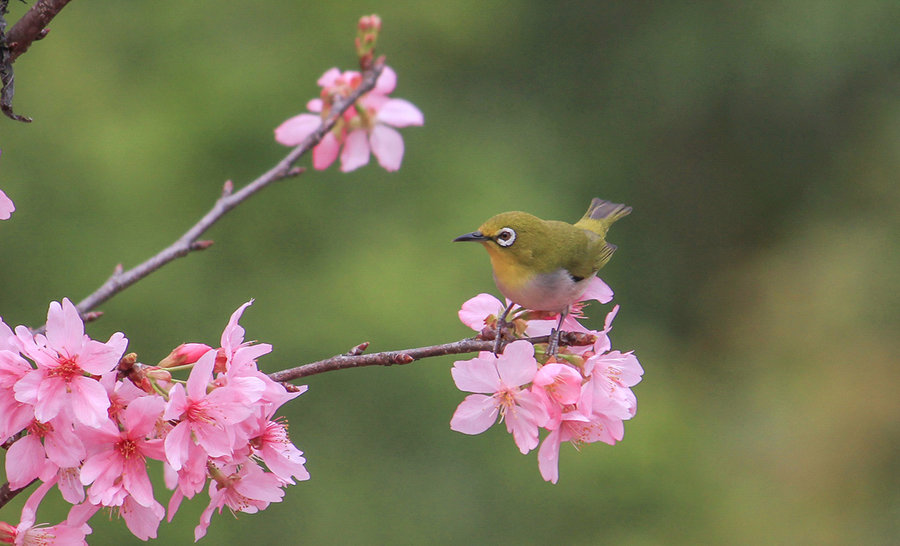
(313, 132, 341, 170)
(317, 67, 341, 87)
(339, 129, 370, 172)
(450, 394, 499, 435)
(451, 356, 500, 394)
(46, 299, 85, 358)
(580, 276, 614, 304)
(373, 66, 397, 95)
(458, 293, 505, 330)
(0, 188, 14, 220)
(375, 98, 424, 128)
(369, 125, 404, 171)
(537, 428, 562, 483)
(274, 113, 321, 146)
(496, 340, 537, 387)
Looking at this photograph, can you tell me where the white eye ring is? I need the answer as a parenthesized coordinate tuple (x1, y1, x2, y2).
(495, 227, 517, 247)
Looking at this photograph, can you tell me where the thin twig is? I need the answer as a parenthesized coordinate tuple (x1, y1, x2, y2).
(268, 331, 596, 382)
(72, 60, 385, 317)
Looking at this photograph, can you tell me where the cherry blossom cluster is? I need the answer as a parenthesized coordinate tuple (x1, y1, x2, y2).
(0, 299, 308, 543)
(450, 277, 643, 483)
(274, 18, 423, 176)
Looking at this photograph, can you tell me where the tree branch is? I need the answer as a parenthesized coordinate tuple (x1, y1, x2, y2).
(4, 0, 72, 63)
(72, 60, 385, 318)
(268, 331, 596, 382)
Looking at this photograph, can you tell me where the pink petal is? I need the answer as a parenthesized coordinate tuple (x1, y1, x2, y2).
(0, 188, 14, 220)
(163, 383, 187, 420)
(221, 300, 253, 353)
(12, 368, 41, 406)
(375, 98, 424, 128)
(186, 350, 215, 400)
(506, 406, 541, 454)
(510, 390, 550, 434)
(306, 98, 323, 112)
(123, 456, 155, 507)
(373, 65, 397, 95)
(121, 496, 164, 540)
(68, 376, 111, 427)
(0, 319, 14, 351)
(451, 356, 500, 394)
(369, 125, 404, 171)
(163, 421, 192, 471)
(316, 67, 342, 87)
(78, 335, 127, 375)
(496, 340, 537, 387)
(6, 434, 46, 488)
(34, 377, 66, 423)
(580, 277, 614, 304)
(339, 129, 371, 172)
(123, 395, 165, 437)
(458, 293, 505, 330)
(80, 450, 119, 487)
(450, 394, 499, 435)
(274, 113, 321, 146)
(44, 426, 86, 468)
(533, 363, 583, 405)
(538, 428, 562, 483)
(46, 299, 85, 358)
(312, 132, 341, 170)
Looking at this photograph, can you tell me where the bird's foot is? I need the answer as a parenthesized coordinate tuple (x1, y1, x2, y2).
(492, 317, 507, 354)
(547, 328, 561, 356)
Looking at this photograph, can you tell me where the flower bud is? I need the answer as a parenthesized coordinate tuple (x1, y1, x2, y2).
(158, 343, 212, 368)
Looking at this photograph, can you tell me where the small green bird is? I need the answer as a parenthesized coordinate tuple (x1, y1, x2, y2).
(454, 198, 631, 354)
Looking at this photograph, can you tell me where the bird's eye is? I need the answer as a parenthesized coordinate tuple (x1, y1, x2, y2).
(495, 227, 517, 247)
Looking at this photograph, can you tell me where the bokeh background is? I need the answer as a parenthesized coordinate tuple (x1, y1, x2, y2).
(2, 1, 899, 544)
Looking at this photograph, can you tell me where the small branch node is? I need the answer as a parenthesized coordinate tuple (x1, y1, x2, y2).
(190, 240, 215, 251)
(346, 342, 369, 356)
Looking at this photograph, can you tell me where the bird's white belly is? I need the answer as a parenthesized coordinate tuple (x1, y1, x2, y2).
(495, 269, 593, 313)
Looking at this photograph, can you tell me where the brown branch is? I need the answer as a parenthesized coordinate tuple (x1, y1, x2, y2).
(0, 479, 34, 509)
(72, 60, 385, 318)
(268, 331, 596, 382)
(4, 0, 72, 63)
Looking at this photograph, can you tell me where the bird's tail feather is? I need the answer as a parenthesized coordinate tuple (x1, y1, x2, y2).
(574, 198, 632, 236)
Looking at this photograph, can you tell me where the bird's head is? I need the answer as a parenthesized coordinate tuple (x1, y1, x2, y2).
(453, 211, 547, 268)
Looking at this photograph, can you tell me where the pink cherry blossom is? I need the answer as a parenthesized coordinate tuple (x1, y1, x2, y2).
(163, 350, 253, 470)
(275, 66, 423, 172)
(12, 298, 128, 427)
(240, 404, 309, 484)
(5, 416, 85, 489)
(531, 363, 584, 430)
(194, 461, 286, 541)
(537, 384, 624, 484)
(584, 350, 643, 420)
(79, 395, 166, 508)
(450, 340, 549, 454)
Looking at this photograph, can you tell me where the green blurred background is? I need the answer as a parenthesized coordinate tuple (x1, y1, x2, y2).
(2, 1, 899, 544)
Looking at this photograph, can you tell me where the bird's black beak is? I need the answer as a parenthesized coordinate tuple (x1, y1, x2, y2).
(453, 231, 489, 242)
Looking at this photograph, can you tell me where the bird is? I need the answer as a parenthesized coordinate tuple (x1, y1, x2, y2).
(453, 198, 631, 355)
